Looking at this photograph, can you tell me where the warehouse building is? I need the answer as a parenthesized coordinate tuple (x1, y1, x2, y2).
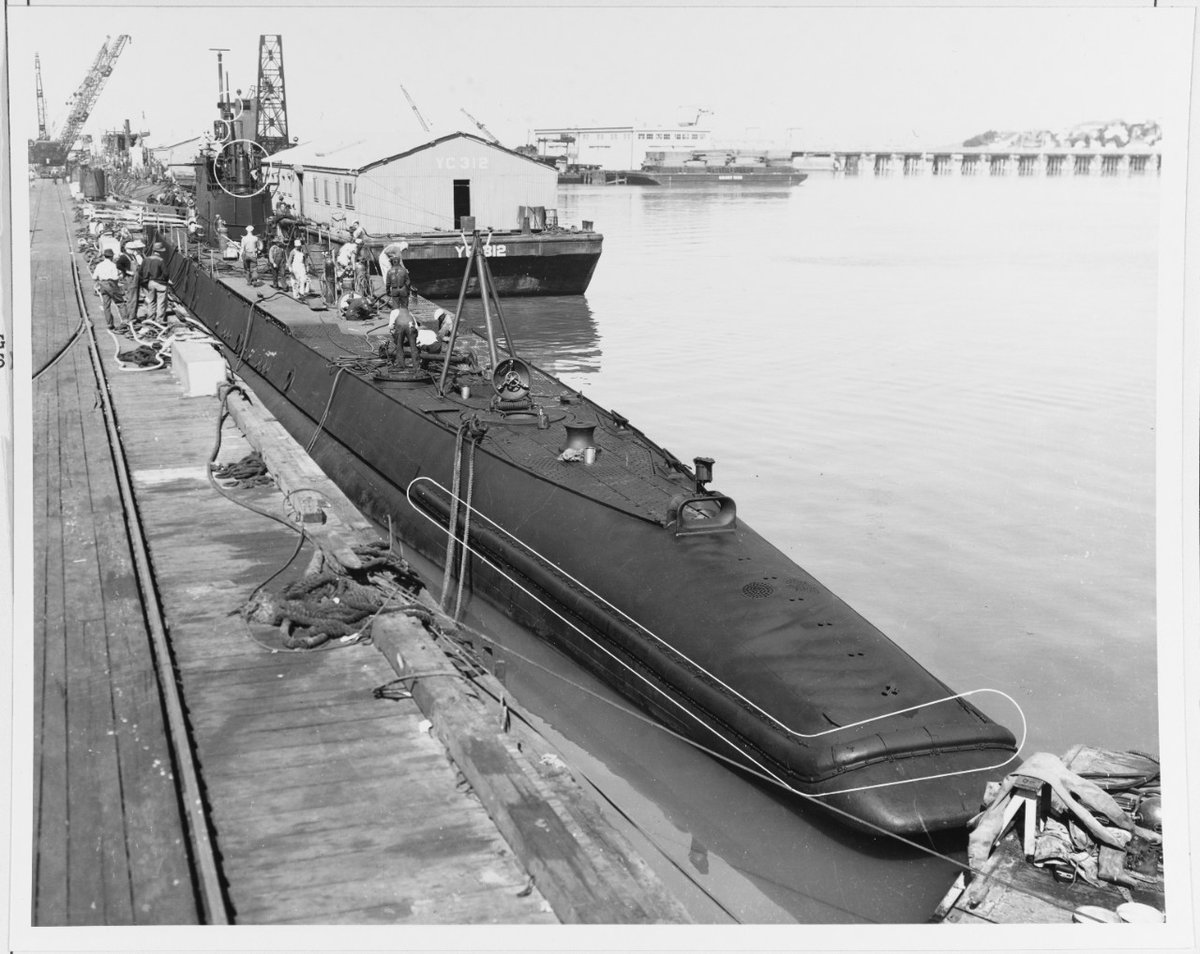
(263, 131, 557, 234)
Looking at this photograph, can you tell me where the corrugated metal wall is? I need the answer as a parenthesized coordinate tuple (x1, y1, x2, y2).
(356, 138, 556, 234)
(270, 137, 558, 235)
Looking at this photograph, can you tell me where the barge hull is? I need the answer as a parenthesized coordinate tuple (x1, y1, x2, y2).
(362, 229, 604, 298)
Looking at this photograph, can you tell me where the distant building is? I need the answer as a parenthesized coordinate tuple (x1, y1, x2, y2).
(532, 123, 713, 171)
(263, 130, 558, 234)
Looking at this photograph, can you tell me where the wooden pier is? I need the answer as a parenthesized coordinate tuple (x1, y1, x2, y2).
(792, 148, 1162, 177)
(28, 179, 687, 926)
(32, 182, 201, 925)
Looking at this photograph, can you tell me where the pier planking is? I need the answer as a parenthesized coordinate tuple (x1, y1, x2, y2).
(101, 317, 555, 923)
(31, 181, 200, 925)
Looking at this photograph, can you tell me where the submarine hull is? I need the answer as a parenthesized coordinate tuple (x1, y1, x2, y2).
(155, 234, 1018, 837)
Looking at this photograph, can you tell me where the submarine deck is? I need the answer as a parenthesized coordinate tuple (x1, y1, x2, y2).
(203, 265, 705, 527)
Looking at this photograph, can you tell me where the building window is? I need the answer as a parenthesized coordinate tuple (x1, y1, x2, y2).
(312, 176, 319, 201)
(335, 180, 342, 207)
(638, 133, 646, 140)
(323, 180, 330, 204)
(344, 181, 354, 209)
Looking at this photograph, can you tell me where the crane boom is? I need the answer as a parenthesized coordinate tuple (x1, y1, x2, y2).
(255, 34, 290, 155)
(35, 53, 48, 139)
(460, 107, 498, 144)
(400, 83, 430, 134)
(57, 34, 131, 156)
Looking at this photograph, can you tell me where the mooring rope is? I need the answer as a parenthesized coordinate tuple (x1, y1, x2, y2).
(304, 366, 348, 454)
(453, 434, 478, 622)
(440, 421, 468, 613)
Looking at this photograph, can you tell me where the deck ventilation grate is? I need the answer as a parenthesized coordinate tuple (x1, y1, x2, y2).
(742, 581, 775, 599)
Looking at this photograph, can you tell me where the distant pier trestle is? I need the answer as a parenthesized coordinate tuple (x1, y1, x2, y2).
(804, 148, 1161, 177)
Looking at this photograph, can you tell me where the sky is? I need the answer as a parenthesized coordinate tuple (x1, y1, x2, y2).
(6, 5, 1187, 156)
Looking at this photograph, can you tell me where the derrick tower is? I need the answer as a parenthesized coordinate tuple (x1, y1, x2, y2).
(35, 53, 48, 139)
(255, 35, 289, 155)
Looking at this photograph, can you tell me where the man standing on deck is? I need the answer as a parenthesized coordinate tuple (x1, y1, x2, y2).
(353, 238, 372, 298)
(385, 255, 412, 316)
(240, 225, 262, 286)
(335, 240, 356, 290)
(268, 240, 287, 290)
(288, 239, 309, 297)
(384, 254, 416, 366)
(139, 242, 172, 322)
(92, 249, 125, 331)
(378, 240, 408, 281)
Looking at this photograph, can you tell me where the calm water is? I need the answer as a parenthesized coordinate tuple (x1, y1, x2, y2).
(431, 173, 1160, 923)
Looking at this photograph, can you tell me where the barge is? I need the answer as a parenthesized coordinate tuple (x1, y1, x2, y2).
(328, 226, 603, 298)
(609, 167, 809, 186)
(147, 228, 1018, 837)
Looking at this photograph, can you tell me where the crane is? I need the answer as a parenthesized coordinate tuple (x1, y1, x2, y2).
(29, 35, 131, 176)
(57, 34, 132, 159)
(400, 83, 431, 134)
(35, 53, 48, 140)
(255, 35, 290, 155)
(460, 108, 499, 144)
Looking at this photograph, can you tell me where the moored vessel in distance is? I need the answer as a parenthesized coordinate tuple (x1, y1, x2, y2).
(608, 165, 809, 186)
(146, 221, 1019, 838)
(624, 149, 809, 185)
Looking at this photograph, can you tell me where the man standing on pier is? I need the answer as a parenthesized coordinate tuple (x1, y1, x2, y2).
(139, 243, 171, 322)
(91, 249, 125, 331)
(115, 243, 138, 328)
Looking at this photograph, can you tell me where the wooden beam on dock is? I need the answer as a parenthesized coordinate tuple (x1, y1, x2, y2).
(372, 615, 691, 924)
(221, 381, 376, 570)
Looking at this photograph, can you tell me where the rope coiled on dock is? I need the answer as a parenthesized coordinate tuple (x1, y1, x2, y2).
(242, 542, 427, 650)
(211, 451, 273, 489)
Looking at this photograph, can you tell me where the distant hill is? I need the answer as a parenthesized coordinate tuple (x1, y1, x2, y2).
(962, 120, 1161, 150)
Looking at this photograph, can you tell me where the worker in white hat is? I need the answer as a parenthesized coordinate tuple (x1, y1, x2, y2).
(288, 238, 308, 297)
(240, 224, 262, 286)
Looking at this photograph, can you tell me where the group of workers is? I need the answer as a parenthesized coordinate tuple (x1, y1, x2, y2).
(90, 236, 172, 332)
(234, 216, 448, 369)
(238, 225, 311, 296)
(92, 208, 449, 368)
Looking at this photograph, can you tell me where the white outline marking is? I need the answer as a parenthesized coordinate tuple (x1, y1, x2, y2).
(404, 476, 1027, 798)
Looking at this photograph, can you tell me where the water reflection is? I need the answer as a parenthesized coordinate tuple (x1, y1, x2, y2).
(432, 173, 1158, 925)
(433, 293, 603, 381)
(474, 601, 966, 924)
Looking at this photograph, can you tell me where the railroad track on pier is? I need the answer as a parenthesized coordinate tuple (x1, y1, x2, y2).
(57, 184, 230, 924)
